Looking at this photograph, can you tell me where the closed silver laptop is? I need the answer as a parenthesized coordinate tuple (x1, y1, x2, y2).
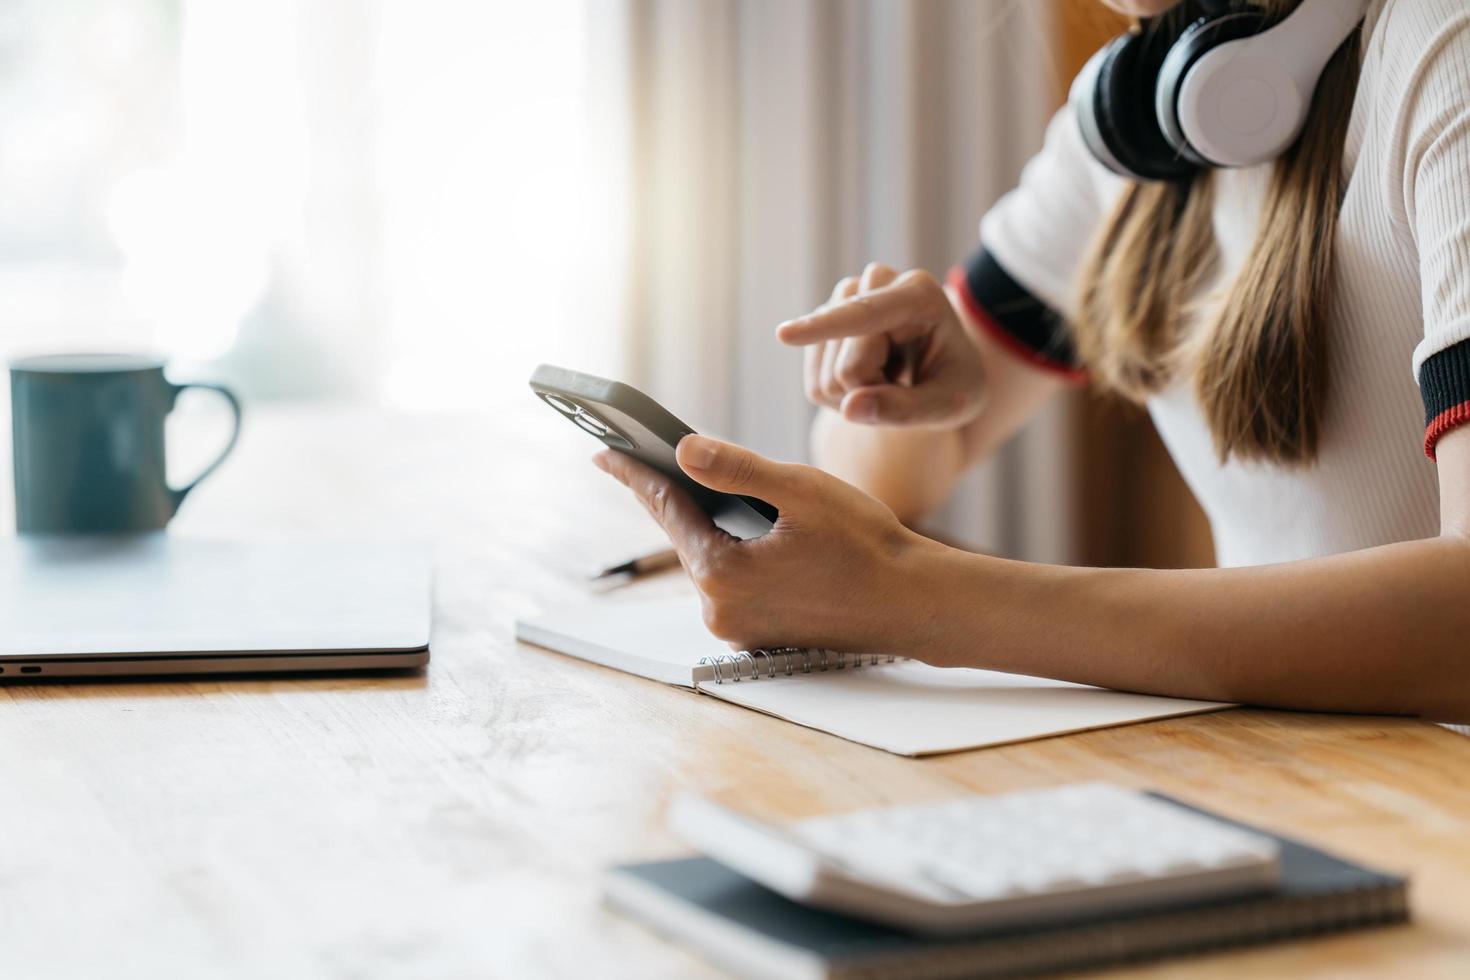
(0, 534, 430, 678)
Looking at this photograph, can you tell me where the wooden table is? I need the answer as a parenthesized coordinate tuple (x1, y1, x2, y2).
(5, 404, 1470, 979)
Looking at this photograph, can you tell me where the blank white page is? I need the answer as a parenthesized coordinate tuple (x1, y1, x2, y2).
(697, 660, 1231, 757)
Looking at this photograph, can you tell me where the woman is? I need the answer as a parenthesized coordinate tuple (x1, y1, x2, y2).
(593, 0, 1470, 722)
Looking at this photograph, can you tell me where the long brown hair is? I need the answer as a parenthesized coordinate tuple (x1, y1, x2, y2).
(1073, 0, 1361, 465)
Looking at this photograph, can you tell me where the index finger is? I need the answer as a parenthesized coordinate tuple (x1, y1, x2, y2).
(776, 276, 947, 346)
(592, 450, 728, 564)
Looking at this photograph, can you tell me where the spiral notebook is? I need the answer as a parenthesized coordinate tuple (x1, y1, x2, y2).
(515, 597, 1231, 756)
(604, 796, 1408, 980)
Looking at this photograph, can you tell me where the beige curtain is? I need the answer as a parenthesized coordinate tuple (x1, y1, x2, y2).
(585, 0, 1079, 561)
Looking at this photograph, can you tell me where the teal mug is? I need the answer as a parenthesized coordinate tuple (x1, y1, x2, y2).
(9, 353, 242, 533)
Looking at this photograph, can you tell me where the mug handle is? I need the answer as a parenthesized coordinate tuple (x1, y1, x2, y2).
(167, 381, 244, 511)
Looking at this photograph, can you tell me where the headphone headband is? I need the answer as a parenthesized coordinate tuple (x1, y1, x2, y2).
(1231, 0, 1369, 78)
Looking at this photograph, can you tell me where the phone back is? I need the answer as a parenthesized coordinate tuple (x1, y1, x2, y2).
(529, 365, 776, 540)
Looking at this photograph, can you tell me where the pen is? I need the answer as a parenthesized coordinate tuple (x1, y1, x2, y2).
(591, 547, 682, 586)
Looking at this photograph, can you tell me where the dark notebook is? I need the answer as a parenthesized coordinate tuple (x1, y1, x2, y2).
(604, 796, 1408, 980)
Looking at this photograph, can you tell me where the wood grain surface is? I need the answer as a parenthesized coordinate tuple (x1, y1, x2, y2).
(3, 403, 1469, 979)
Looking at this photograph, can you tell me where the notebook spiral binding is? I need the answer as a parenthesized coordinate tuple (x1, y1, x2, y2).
(697, 648, 898, 684)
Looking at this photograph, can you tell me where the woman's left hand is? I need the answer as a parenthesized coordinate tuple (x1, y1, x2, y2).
(592, 434, 938, 653)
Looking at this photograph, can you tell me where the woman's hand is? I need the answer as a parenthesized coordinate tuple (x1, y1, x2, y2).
(592, 434, 941, 653)
(779, 262, 987, 430)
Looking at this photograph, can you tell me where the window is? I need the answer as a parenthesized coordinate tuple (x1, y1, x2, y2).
(0, 0, 600, 408)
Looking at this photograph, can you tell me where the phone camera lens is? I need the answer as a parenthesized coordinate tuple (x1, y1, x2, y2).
(573, 413, 610, 437)
(543, 393, 579, 416)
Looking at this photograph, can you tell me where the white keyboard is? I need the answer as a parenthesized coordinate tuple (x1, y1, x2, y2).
(669, 783, 1281, 934)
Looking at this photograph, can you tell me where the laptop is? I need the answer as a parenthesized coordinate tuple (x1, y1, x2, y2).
(0, 534, 430, 679)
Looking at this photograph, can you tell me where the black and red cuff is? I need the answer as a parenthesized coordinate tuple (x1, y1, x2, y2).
(946, 248, 1086, 382)
(1421, 339, 1470, 460)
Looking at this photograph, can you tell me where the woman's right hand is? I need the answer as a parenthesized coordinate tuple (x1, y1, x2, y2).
(778, 262, 988, 430)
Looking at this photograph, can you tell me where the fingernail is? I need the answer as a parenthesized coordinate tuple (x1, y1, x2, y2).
(681, 435, 718, 470)
(849, 398, 878, 422)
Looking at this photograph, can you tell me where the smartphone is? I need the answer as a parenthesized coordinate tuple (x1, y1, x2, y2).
(529, 364, 776, 540)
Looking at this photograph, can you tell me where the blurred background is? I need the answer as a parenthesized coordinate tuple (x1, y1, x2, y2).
(0, 0, 1212, 569)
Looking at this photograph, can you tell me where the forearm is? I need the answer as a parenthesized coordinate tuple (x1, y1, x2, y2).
(904, 533, 1470, 722)
(811, 410, 967, 525)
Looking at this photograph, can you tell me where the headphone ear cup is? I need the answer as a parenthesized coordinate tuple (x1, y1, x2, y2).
(1073, 36, 1139, 180)
(1155, 10, 1270, 166)
(1090, 30, 1197, 182)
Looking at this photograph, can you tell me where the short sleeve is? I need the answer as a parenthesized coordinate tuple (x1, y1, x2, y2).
(1390, 2, 1470, 458)
(947, 106, 1122, 381)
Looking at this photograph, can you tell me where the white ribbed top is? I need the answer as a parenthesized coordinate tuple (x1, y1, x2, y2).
(981, 0, 1470, 570)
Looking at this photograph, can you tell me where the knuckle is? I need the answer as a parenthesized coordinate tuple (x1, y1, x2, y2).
(834, 275, 859, 295)
(689, 547, 735, 592)
(684, 551, 712, 587)
(899, 267, 938, 291)
(904, 269, 948, 317)
(725, 452, 758, 490)
(698, 547, 725, 580)
(645, 482, 672, 523)
(863, 261, 896, 284)
(835, 338, 885, 387)
(820, 368, 846, 399)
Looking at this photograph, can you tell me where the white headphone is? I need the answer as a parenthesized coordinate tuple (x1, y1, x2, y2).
(1072, 0, 1369, 181)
